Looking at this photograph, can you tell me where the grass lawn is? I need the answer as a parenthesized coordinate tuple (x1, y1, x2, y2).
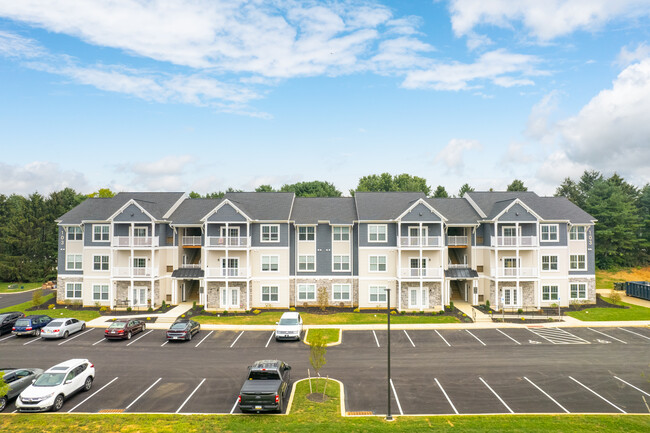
(0, 294, 100, 321)
(0, 282, 43, 293)
(566, 296, 650, 321)
(305, 328, 340, 345)
(1, 378, 648, 432)
(194, 311, 460, 325)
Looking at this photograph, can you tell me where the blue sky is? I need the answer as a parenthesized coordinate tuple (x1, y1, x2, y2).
(1, 0, 649, 196)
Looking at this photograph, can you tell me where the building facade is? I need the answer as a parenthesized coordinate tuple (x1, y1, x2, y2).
(56, 191, 596, 312)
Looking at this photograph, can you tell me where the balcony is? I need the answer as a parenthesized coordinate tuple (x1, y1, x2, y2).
(490, 236, 538, 248)
(399, 267, 443, 279)
(447, 236, 468, 246)
(112, 236, 159, 248)
(206, 236, 250, 248)
(113, 267, 159, 278)
(491, 267, 538, 278)
(205, 267, 250, 278)
(399, 236, 441, 247)
(182, 236, 202, 247)
(179, 263, 201, 269)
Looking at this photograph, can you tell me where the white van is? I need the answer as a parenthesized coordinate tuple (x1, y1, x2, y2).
(275, 312, 303, 341)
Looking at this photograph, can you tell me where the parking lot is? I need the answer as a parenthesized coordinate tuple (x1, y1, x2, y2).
(1, 326, 649, 415)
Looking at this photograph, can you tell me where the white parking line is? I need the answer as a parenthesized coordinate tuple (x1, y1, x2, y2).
(435, 330, 451, 347)
(479, 377, 514, 414)
(176, 378, 206, 413)
(230, 331, 245, 348)
(389, 379, 404, 416)
(161, 341, 168, 347)
(618, 327, 650, 341)
(0, 334, 16, 342)
(466, 330, 486, 346)
(265, 331, 275, 348)
(92, 338, 105, 346)
(434, 378, 458, 414)
(126, 329, 154, 346)
(372, 330, 380, 347)
(125, 378, 162, 411)
(588, 328, 627, 344)
(614, 376, 650, 397)
(58, 329, 93, 346)
(524, 376, 570, 413)
(403, 330, 415, 347)
(23, 337, 41, 346)
(568, 376, 626, 413)
(68, 376, 119, 413)
(230, 397, 239, 414)
(195, 330, 214, 348)
(496, 328, 521, 345)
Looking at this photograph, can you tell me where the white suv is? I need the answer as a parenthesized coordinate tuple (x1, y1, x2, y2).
(275, 312, 303, 341)
(16, 359, 95, 412)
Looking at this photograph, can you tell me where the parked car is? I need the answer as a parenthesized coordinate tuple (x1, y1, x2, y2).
(12, 315, 53, 337)
(238, 360, 292, 413)
(166, 319, 200, 341)
(0, 367, 43, 412)
(16, 359, 94, 412)
(0, 312, 24, 336)
(41, 318, 86, 339)
(275, 312, 303, 341)
(104, 319, 146, 340)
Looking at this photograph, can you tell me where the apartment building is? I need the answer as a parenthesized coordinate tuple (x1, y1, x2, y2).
(56, 190, 596, 312)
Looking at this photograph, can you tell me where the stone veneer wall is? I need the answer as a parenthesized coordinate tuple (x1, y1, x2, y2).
(522, 281, 535, 306)
(569, 278, 597, 304)
(205, 281, 247, 310)
(292, 278, 357, 308)
(399, 282, 442, 311)
(56, 276, 83, 304)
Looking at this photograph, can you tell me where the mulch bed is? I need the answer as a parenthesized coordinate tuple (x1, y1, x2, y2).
(306, 393, 330, 403)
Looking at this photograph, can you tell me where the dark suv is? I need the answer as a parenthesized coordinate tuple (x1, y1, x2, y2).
(0, 312, 24, 335)
(12, 315, 52, 337)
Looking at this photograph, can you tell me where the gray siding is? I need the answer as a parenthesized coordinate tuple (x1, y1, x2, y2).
(250, 223, 289, 247)
(358, 223, 397, 247)
(206, 223, 248, 237)
(114, 224, 129, 237)
(400, 203, 441, 222)
(57, 226, 66, 273)
(156, 224, 173, 246)
(207, 203, 247, 222)
(113, 203, 152, 222)
(353, 224, 359, 275)
(316, 224, 333, 275)
(498, 203, 537, 222)
(289, 224, 296, 275)
(569, 225, 596, 275)
(84, 224, 110, 247)
(540, 223, 568, 246)
(399, 223, 442, 237)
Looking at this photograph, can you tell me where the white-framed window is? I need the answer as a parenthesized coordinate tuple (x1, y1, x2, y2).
(570, 283, 587, 300)
(67, 227, 82, 241)
(369, 255, 387, 272)
(332, 226, 350, 241)
(368, 224, 387, 242)
(133, 257, 147, 268)
(133, 227, 147, 237)
(92, 284, 109, 301)
(570, 226, 586, 240)
(541, 255, 558, 271)
(221, 226, 240, 238)
(93, 255, 109, 271)
(369, 285, 387, 303)
(542, 285, 558, 301)
(333, 255, 350, 271)
(298, 226, 315, 241)
(261, 286, 279, 302)
(298, 255, 315, 271)
(570, 254, 586, 270)
(93, 224, 110, 241)
(66, 254, 82, 270)
(541, 224, 558, 241)
(297, 284, 316, 301)
(66, 282, 82, 299)
(332, 284, 351, 301)
(261, 224, 279, 242)
(261, 255, 279, 272)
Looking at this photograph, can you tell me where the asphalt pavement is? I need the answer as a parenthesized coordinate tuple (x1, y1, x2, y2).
(0, 289, 53, 310)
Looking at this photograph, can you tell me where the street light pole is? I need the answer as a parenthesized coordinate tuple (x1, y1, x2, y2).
(386, 287, 393, 421)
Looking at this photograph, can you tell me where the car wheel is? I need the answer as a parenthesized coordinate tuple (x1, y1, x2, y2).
(142, 324, 146, 332)
(187, 332, 192, 341)
(63, 331, 69, 339)
(34, 329, 41, 337)
(127, 331, 132, 340)
(52, 394, 64, 412)
(0, 395, 7, 412)
(83, 376, 93, 392)
(81, 323, 86, 331)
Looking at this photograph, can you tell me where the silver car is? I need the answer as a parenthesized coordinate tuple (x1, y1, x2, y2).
(0, 368, 43, 412)
(41, 318, 86, 339)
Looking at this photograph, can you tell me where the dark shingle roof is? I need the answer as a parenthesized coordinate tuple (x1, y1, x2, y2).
(171, 268, 204, 278)
(427, 198, 481, 225)
(290, 197, 357, 224)
(466, 191, 539, 219)
(355, 192, 426, 220)
(225, 192, 294, 221)
(445, 268, 479, 279)
(168, 199, 223, 225)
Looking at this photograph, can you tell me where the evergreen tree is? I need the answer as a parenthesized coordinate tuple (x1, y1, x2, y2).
(280, 181, 341, 197)
(458, 183, 474, 197)
(506, 179, 527, 191)
(255, 185, 275, 192)
(353, 173, 430, 195)
(555, 177, 581, 204)
(432, 185, 449, 198)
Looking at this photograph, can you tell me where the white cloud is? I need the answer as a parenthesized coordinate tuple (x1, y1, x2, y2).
(536, 150, 589, 187)
(502, 141, 536, 164)
(115, 155, 195, 190)
(435, 138, 482, 174)
(370, 37, 435, 72)
(449, 0, 650, 41)
(616, 42, 650, 68)
(0, 161, 89, 195)
(525, 90, 561, 140)
(0, 30, 43, 58)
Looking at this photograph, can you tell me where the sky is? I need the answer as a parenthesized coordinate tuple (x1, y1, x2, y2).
(1, 0, 649, 197)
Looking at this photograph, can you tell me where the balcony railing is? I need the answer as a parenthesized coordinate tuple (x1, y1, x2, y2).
(112, 236, 159, 248)
(182, 236, 202, 246)
(447, 236, 468, 246)
(206, 236, 250, 248)
(399, 236, 441, 247)
(492, 267, 538, 278)
(179, 263, 201, 269)
(490, 236, 538, 247)
(205, 267, 250, 278)
(447, 263, 470, 269)
(113, 267, 159, 278)
(399, 267, 443, 278)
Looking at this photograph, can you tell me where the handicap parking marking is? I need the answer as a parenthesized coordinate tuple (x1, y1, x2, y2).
(195, 330, 214, 348)
(58, 328, 94, 345)
(372, 330, 380, 347)
(230, 331, 245, 348)
(403, 330, 415, 347)
(479, 377, 514, 414)
(618, 327, 650, 342)
(67, 376, 119, 413)
(434, 330, 451, 347)
(126, 329, 154, 346)
(176, 378, 206, 414)
(125, 378, 162, 411)
(434, 378, 458, 414)
(528, 327, 590, 344)
(614, 376, 650, 397)
(465, 330, 486, 346)
(265, 331, 275, 348)
(568, 376, 626, 413)
(496, 329, 521, 345)
(523, 377, 570, 413)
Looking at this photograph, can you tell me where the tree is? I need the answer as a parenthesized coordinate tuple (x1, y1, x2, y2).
(458, 183, 474, 197)
(432, 185, 449, 198)
(353, 173, 430, 195)
(188, 191, 201, 198)
(0, 371, 10, 410)
(637, 184, 650, 263)
(506, 179, 527, 192)
(309, 334, 327, 394)
(280, 181, 341, 197)
(555, 177, 581, 204)
(255, 185, 275, 192)
(87, 188, 115, 198)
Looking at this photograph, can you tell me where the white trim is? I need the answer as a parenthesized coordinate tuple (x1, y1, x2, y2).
(463, 193, 487, 218)
(541, 285, 559, 301)
(332, 226, 350, 241)
(92, 284, 110, 301)
(569, 254, 586, 270)
(540, 224, 559, 242)
(107, 199, 156, 222)
(65, 282, 83, 299)
(569, 225, 586, 241)
(163, 193, 188, 219)
(260, 224, 280, 242)
(92, 224, 110, 242)
(200, 199, 252, 223)
(368, 285, 387, 303)
(332, 255, 350, 272)
(367, 224, 387, 242)
(297, 226, 316, 241)
(66, 254, 83, 271)
(541, 255, 558, 272)
(92, 254, 110, 271)
(260, 255, 280, 272)
(298, 255, 316, 272)
(368, 255, 387, 272)
(569, 282, 588, 300)
(395, 198, 448, 222)
(492, 198, 543, 221)
(297, 283, 316, 301)
(261, 285, 280, 303)
(332, 283, 351, 302)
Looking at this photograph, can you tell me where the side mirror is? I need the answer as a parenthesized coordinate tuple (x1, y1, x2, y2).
(65, 380, 72, 385)
(286, 365, 291, 371)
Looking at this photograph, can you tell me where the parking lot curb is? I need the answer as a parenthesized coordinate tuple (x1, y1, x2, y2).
(287, 377, 346, 417)
(302, 328, 343, 347)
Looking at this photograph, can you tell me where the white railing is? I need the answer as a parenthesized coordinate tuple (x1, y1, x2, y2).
(447, 236, 468, 246)
(447, 263, 470, 269)
(112, 267, 159, 278)
(206, 236, 250, 247)
(182, 236, 202, 246)
(490, 236, 538, 247)
(112, 236, 159, 247)
(399, 236, 441, 247)
(399, 267, 443, 278)
(205, 267, 250, 278)
(180, 263, 201, 269)
(492, 267, 538, 278)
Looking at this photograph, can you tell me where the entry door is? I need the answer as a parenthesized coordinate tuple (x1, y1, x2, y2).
(132, 287, 147, 306)
(503, 288, 519, 307)
(222, 258, 239, 277)
(220, 287, 239, 308)
(408, 227, 428, 246)
(221, 227, 239, 245)
(409, 288, 428, 309)
(181, 283, 186, 302)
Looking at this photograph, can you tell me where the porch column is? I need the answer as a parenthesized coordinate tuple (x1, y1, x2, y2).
(110, 281, 115, 310)
(130, 280, 134, 307)
(397, 280, 401, 311)
(172, 279, 177, 304)
(151, 280, 155, 309)
(246, 280, 250, 311)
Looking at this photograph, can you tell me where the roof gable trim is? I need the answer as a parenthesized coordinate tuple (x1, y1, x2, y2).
(200, 199, 252, 222)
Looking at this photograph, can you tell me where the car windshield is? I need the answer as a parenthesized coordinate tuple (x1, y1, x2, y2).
(109, 322, 126, 328)
(33, 373, 65, 387)
(279, 318, 298, 325)
(47, 321, 64, 327)
(170, 323, 188, 330)
(248, 371, 281, 380)
(14, 319, 30, 327)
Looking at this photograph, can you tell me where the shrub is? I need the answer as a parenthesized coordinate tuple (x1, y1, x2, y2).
(390, 310, 397, 315)
(252, 309, 261, 315)
(401, 311, 406, 315)
(32, 289, 43, 307)
(438, 310, 444, 315)
(609, 289, 622, 305)
(353, 308, 360, 313)
(99, 306, 108, 313)
(222, 310, 228, 315)
(517, 308, 523, 315)
(317, 286, 328, 311)
(289, 307, 296, 311)
(485, 300, 490, 308)
(193, 301, 197, 310)
(48, 304, 55, 310)
(94, 302, 101, 309)
(161, 300, 166, 308)
(449, 301, 454, 310)
(148, 307, 153, 312)
(126, 307, 132, 312)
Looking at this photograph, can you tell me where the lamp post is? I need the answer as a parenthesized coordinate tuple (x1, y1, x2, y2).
(386, 287, 393, 421)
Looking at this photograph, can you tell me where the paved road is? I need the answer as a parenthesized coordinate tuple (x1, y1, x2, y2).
(0, 289, 53, 310)
(0, 326, 648, 415)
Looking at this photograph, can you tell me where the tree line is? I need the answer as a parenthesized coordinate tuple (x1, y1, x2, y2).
(0, 172, 647, 282)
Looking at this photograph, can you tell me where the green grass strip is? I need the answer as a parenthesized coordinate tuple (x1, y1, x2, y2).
(194, 311, 460, 325)
(305, 328, 340, 345)
(0, 293, 55, 314)
(0, 282, 43, 293)
(566, 296, 650, 321)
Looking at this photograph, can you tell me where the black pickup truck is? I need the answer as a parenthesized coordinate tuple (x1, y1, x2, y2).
(238, 360, 292, 413)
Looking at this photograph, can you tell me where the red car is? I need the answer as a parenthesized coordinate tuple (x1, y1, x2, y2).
(104, 319, 146, 340)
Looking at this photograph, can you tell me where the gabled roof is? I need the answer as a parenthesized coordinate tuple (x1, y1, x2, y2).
(291, 197, 357, 224)
(225, 192, 294, 221)
(354, 192, 426, 221)
(465, 191, 540, 220)
(168, 199, 223, 225)
(427, 198, 481, 225)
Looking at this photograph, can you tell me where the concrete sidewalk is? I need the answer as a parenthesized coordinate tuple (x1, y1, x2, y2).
(86, 302, 193, 328)
(597, 289, 650, 308)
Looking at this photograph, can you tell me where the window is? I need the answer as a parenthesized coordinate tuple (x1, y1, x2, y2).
(261, 256, 279, 272)
(298, 255, 315, 271)
(369, 286, 387, 303)
(261, 224, 279, 242)
(333, 255, 350, 271)
(298, 284, 316, 301)
(368, 224, 387, 242)
(542, 285, 558, 301)
(298, 226, 315, 241)
(93, 224, 110, 241)
(541, 224, 558, 241)
(332, 284, 351, 301)
(66, 254, 82, 270)
(570, 254, 586, 270)
(66, 282, 82, 299)
(92, 284, 109, 301)
(133, 227, 147, 237)
(133, 258, 147, 268)
(93, 255, 109, 271)
(570, 283, 587, 300)
(67, 227, 82, 241)
(369, 255, 387, 272)
(541, 255, 558, 271)
(261, 286, 279, 302)
(333, 226, 350, 241)
(570, 226, 586, 240)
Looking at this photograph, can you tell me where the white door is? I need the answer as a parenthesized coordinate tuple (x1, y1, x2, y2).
(181, 283, 186, 302)
(503, 288, 519, 307)
(220, 287, 239, 309)
(222, 258, 239, 277)
(409, 287, 428, 309)
(132, 288, 147, 306)
(409, 258, 426, 277)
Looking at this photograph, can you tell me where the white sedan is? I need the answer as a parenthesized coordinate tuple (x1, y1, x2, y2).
(40, 318, 86, 339)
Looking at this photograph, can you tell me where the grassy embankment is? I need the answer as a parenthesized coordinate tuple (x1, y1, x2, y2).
(0, 293, 100, 322)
